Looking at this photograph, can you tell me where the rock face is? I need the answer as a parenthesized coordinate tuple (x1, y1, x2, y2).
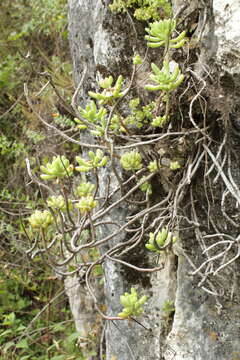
(67, 0, 240, 359)
(213, 0, 240, 74)
(164, 2, 240, 359)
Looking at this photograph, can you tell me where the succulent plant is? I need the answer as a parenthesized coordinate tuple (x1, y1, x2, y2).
(170, 160, 181, 170)
(145, 19, 186, 49)
(146, 228, 177, 252)
(75, 150, 108, 172)
(40, 156, 73, 181)
(47, 195, 72, 211)
(148, 160, 159, 173)
(88, 75, 125, 105)
(120, 150, 143, 171)
(78, 101, 107, 125)
(76, 196, 98, 215)
(145, 61, 184, 92)
(118, 288, 148, 319)
(133, 54, 142, 65)
(139, 178, 152, 195)
(28, 210, 53, 229)
(76, 182, 95, 197)
(151, 115, 167, 127)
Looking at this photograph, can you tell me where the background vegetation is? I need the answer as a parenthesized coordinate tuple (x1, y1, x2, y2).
(0, 1, 95, 358)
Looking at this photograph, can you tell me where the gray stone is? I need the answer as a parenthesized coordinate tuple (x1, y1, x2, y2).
(67, 1, 240, 359)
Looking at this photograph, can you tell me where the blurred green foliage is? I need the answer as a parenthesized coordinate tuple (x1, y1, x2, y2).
(0, 259, 94, 359)
(0, 1, 95, 359)
(0, 0, 72, 188)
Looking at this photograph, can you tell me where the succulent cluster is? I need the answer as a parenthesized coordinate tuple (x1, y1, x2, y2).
(28, 153, 103, 233)
(28, 210, 53, 230)
(76, 150, 108, 172)
(145, 61, 184, 92)
(139, 177, 152, 195)
(145, 19, 186, 49)
(75, 182, 97, 215)
(118, 288, 148, 319)
(148, 160, 159, 173)
(126, 99, 156, 129)
(47, 195, 73, 211)
(109, 0, 172, 21)
(152, 115, 167, 127)
(78, 101, 107, 124)
(40, 156, 74, 181)
(120, 150, 143, 171)
(75, 182, 95, 197)
(76, 196, 98, 215)
(146, 228, 177, 252)
(89, 75, 125, 105)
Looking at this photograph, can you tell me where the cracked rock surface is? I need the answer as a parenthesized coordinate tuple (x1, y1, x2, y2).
(67, 1, 240, 359)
